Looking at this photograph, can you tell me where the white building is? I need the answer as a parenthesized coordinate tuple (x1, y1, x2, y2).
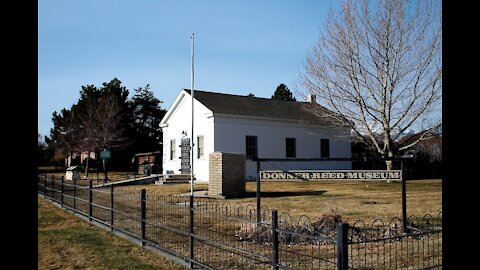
(160, 89, 351, 182)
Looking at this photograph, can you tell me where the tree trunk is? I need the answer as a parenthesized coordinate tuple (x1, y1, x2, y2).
(68, 151, 73, 167)
(385, 150, 395, 170)
(85, 152, 90, 176)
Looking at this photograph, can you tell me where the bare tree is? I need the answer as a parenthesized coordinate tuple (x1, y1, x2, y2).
(77, 85, 100, 176)
(96, 91, 127, 150)
(300, 0, 441, 169)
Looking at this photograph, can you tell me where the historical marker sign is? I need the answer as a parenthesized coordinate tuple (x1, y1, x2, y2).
(100, 149, 111, 160)
(260, 170, 402, 181)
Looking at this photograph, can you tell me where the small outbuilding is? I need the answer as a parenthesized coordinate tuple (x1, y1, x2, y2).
(134, 151, 162, 175)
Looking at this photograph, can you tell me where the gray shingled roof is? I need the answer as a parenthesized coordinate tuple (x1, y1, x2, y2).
(184, 89, 349, 126)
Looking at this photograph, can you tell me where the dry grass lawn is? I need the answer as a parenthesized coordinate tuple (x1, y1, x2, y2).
(38, 197, 186, 270)
(124, 179, 441, 224)
(241, 179, 442, 224)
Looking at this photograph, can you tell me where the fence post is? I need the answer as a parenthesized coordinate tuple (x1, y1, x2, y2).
(272, 210, 279, 270)
(43, 173, 47, 198)
(60, 176, 64, 206)
(43, 172, 47, 196)
(140, 189, 146, 246)
(50, 175, 55, 200)
(401, 160, 408, 233)
(110, 185, 114, 231)
(189, 195, 194, 268)
(73, 178, 76, 210)
(256, 160, 261, 223)
(52, 175, 56, 201)
(336, 223, 349, 270)
(88, 180, 93, 221)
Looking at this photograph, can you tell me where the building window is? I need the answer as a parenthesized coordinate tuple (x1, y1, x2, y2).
(286, 138, 296, 158)
(321, 139, 330, 158)
(197, 135, 204, 159)
(246, 136, 257, 159)
(170, 139, 176, 160)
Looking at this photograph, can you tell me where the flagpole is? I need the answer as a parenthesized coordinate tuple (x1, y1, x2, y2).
(190, 33, 195, 196)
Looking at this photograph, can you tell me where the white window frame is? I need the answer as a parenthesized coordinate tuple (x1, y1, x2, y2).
(170, 139, 176, 160)
(197, 135, 204, 159)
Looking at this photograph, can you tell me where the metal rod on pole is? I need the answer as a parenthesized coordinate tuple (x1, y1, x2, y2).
(190, 33, 195, 196)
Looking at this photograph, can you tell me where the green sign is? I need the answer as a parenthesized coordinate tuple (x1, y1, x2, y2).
(100, 150, 111, 160)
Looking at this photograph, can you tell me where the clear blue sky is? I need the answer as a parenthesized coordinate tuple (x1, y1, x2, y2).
(38, 0, 339, 138)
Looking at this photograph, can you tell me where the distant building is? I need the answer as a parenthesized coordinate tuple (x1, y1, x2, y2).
(65, 151, 96, 167)
(134, 151, 162, 175)
(160, 89, 352, 182)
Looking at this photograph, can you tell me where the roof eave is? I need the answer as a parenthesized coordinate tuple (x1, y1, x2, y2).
(159, 89, 190, 126)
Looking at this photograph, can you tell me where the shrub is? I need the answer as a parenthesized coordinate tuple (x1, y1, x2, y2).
(236, 210, 342, 245)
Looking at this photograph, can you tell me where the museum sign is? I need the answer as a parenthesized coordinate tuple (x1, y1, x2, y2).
(260, 170, 402, 181)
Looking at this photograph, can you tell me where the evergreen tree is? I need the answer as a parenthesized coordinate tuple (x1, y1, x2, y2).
(44, 78, 167, 172)
(130, 84, 167, 153)
(271, 84, 296, 101)
(46, 107, 80, 165)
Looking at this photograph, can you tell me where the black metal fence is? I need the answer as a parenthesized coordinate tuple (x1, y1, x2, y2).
(38, 174, 442, 269)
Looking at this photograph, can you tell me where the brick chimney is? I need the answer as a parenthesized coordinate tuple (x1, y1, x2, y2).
(307, 93, 316, 104)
